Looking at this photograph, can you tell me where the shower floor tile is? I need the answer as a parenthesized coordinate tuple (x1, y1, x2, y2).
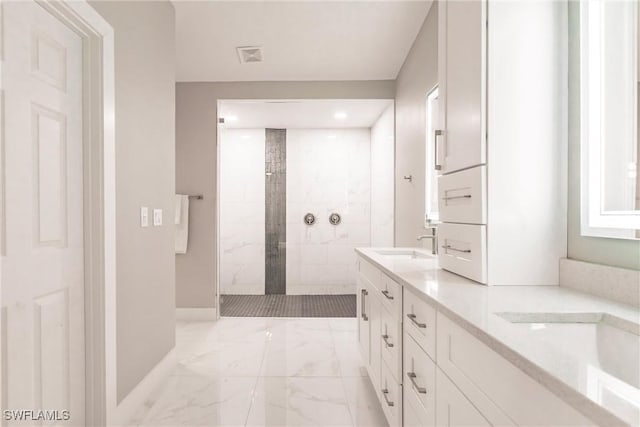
(220, 294, 356, 318)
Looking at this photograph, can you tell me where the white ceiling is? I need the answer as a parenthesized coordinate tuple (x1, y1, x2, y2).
(218, 99, 393, 129)
(172, 1, 433, 82)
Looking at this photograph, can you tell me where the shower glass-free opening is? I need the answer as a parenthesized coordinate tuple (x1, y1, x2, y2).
(217, 99, 395, 317)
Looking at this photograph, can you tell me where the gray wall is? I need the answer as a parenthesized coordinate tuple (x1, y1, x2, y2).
(394, 3, 438, 246)
(91, 1, 177, 402)
(176, 81, 395, 308)
(567, 3, 640, 270)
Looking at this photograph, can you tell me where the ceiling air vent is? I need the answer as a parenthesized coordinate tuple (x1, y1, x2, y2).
(237, 46, 263, 64)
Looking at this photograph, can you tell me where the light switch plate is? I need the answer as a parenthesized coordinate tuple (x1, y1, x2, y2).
(153, 209, 163, 226)
(140, 207, 149, 227)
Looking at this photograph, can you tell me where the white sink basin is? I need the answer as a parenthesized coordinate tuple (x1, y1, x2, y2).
(495, 312, 639, 335)
(373, 249, 431, 260)
(496, 312, 640, 391)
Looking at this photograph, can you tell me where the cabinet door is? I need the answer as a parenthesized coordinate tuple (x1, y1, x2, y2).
(369, 292, 382, 384)
(357, 277, 370, 363)
(436, 369, 492, 427)
(439, 0, 487, 174)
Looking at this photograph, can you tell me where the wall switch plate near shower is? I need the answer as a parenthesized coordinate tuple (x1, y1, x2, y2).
(153, 209, 163, 226)
(141, 207, 149, 227)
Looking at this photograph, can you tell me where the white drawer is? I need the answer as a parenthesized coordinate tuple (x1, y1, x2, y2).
(438, 165, 486, 224)
(379, 273, 402, 315)
(358, 257, 382, 291)
(380, 305, 402, 382)
(437, 312, 596, 427)
(403, 288, 437, 360)
(404, 393, 434, 427)
(438, 222, 487, 284)
(380, 358, 403, 427)
(403, 333, 436, 425)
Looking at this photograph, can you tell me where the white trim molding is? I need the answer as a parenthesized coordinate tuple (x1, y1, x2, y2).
(176, 307, 217, 321)
(31, 1, 116, 425)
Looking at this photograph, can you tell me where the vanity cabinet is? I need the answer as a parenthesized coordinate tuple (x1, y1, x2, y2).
(356, 255, 597, 427)
(357, 258, 404, 427)
(436, 0, 568, 285)
(436, 311, 594, 427)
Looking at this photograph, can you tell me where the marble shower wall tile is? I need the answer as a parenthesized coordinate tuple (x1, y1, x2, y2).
(220, 129, 266, 295)
(370, 105, 395, 247)
(286, 129, 372, 294)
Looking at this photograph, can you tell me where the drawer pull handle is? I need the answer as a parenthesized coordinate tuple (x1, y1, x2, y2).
(407, 372, 427, 394)
(442, 194, 472, 201)
(381, 334, 394, 348)
(406, 313, 427, 328)
(434, 129, 443, 171)
(381, 388, 394, 407)
(381, 289, 394, 300)
(441, 245, 471, 254)
(361, 289, 368, 321)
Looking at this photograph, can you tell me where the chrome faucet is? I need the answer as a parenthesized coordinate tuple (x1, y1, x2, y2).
(417, 226, 438, 255)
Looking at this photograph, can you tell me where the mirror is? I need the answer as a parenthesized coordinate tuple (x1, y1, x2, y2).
(580, 0, 640, 238)
(425, 86, 440, 226)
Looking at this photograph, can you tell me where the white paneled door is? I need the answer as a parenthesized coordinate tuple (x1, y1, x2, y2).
(2, 1, 85, 425)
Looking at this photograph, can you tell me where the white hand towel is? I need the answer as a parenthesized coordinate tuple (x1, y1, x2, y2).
(175, 194, 189, 254)
(175, 194, 183, 225)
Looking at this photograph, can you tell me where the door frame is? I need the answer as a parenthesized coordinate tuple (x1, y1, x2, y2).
(0, 1, 116, 425)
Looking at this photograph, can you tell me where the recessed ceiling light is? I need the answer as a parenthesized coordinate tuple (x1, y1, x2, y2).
(225, 115, 238, 122)
(334, 112, 347, 120)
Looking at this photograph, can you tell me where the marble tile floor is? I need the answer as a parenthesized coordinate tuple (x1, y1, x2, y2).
(130, 317, 388, 427)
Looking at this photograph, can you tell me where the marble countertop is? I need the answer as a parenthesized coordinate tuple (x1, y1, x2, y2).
(355, 247, 640, 427)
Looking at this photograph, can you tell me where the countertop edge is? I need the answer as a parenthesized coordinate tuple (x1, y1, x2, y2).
(355, 248, 630, 427)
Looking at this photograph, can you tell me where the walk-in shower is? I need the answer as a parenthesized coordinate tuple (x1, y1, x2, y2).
(217, 99, 395, 317)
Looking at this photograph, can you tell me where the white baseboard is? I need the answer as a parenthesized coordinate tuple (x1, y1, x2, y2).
(108, 347, 176, 427)
(176, 307, 217, 321)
